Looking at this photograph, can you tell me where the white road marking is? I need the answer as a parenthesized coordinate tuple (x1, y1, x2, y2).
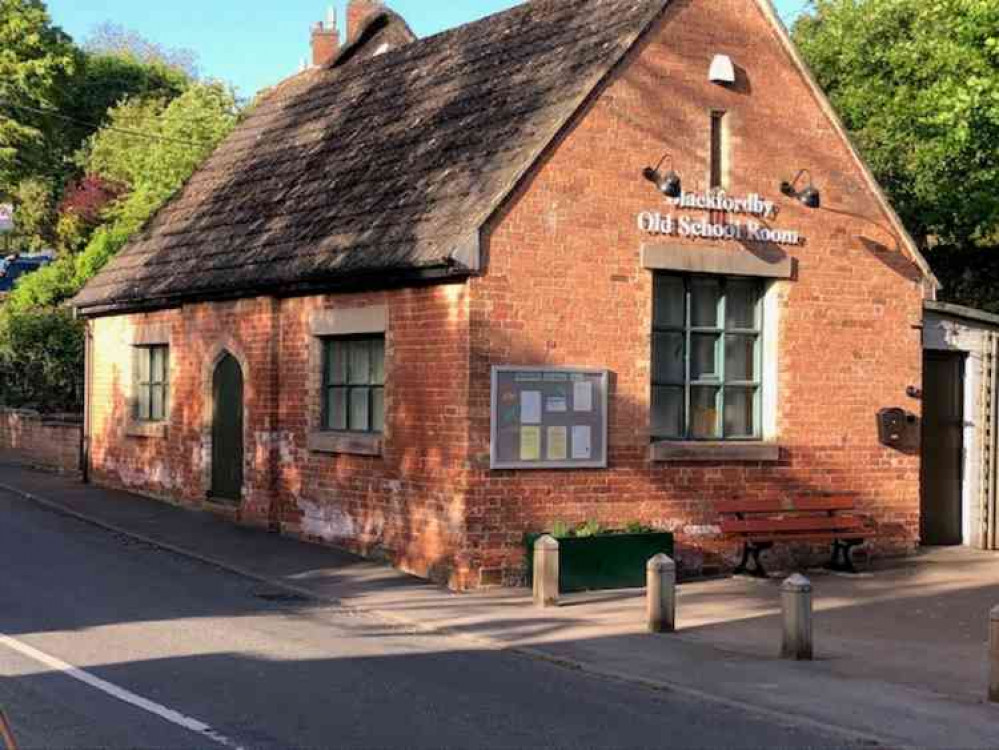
(0, 633, 243, 749)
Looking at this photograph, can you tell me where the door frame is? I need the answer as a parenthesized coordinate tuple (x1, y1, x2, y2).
(201, 343, 250, 504)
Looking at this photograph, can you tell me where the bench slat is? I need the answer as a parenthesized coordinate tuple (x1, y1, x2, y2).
(716, 496, 858, 514)
(726, 530, 875, 543)
(720, 516, 867, 534)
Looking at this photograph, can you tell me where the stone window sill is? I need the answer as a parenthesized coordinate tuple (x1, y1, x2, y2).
(650, 441, 780, 463)
(308, 431, 383, 456)
(125, 420, 168, 439)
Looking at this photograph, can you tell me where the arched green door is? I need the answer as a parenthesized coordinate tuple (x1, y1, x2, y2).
(211, 353, 244, 503)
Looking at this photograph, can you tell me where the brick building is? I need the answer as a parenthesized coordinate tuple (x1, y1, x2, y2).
(72, 0, 937, 588)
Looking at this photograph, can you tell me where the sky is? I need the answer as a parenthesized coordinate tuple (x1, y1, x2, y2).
(46, 0, 811, 100)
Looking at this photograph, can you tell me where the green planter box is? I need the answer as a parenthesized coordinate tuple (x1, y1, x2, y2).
(525, 531, 675, 593)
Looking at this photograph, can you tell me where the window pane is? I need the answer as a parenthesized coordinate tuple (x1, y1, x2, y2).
(725, 335, 757, 382)
(326, 341, 347, 385)
(327, 387, 347, 431)
(349, 341, 371, 385)
(151, 384, 164, 421)
(138, 386, 151, 421)
(690, 386, 721, 439)
(654, 275, 685, 329)
(371, 340, 385, 385)
(726, 280, 759, 330)
(690, 334, 720, 381)
(652, 332, 685, 384)
(372, 388, 385, 433)
(724, 388, 757, 438)
(690, 279, 720, 328)
(137, 348, 150, 383)
(350, 387, 370, 431)
(154, 347, 168, 383)
(651, 386, 683, 438)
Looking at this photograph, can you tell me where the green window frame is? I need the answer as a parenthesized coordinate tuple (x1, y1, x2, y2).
(133, 345, 169, 423)
(652, 273, 763, 441)
(321, 335, 385, 434)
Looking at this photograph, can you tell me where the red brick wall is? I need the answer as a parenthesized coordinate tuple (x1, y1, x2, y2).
(0, 408, 82, 474)
(89, 298, 281, 525)
(463, 0, 926, 584)
(86, 0, 927, 589)
(88, 285, 473, 584)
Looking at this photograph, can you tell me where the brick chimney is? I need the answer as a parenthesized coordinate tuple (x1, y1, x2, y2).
(310, 7, 341, 67)
(347, 0, 385, 44)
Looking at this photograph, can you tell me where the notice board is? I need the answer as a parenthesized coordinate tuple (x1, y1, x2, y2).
(490, 366, 609, 470)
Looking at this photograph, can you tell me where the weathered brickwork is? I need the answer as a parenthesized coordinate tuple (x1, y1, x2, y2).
(88, 285, 472, 584)
(86, 0, 927, 588)
(0, 408, 82, 474)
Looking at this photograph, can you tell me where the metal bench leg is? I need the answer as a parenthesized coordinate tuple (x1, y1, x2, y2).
(735, 542, 771, 578)
(828, 539, 863, 573)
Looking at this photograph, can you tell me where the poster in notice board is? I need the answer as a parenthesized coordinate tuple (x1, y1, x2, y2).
(490, 366, 609, 470)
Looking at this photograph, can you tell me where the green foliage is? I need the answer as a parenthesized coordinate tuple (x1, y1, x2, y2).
(1, 256, 76, 314)
(0, 306, 83, 413)
(551, 520, 571, 539)
(0, 0, 78, 193)
(8, 176, 56, 251)
(4, 81, 238, 313)
(574, 519, 604, 538)
(57, 51, 190, 160)
(625, 521, 655, 535)
(924, 243, 999, 314)
(83, 22, 199, 79)
(793, 0, 999, 248)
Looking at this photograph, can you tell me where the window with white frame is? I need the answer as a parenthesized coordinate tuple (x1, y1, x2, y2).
(652, 273, 764, 440)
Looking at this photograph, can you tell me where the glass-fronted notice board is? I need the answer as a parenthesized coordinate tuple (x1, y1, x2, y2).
(490, 366, 609, 470)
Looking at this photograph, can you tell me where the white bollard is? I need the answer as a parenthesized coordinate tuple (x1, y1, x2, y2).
(533, 535, 559, 608)
(990, 605, 999, 703)
(780, 573, 813, 660)
(647, 554, 677, 633)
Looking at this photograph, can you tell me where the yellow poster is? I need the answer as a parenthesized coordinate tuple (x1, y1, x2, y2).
(547, 426, 568, 461)
(520, 426, 541, 461)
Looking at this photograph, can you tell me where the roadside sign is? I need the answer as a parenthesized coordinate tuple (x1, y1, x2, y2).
(0, 205, 13, 234)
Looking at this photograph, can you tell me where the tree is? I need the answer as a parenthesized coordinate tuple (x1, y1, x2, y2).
(0, 306, 84, 413)
(0, 0, 78, 194)
(0, 80, 238, 413)
(793, 0, 999, 250)
(84, 22, 199, 79)
(5, 80, 239, 313)
(7, 177, 57, 252)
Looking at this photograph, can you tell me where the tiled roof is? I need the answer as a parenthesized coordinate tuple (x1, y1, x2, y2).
(73, 0, 668, 315)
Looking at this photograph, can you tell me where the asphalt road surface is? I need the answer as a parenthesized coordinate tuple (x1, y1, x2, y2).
(0, 490, 852, 749)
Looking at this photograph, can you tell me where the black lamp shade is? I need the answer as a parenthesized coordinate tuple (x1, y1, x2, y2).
(659, 170, 682, 198)
(799, 186, 820, 209)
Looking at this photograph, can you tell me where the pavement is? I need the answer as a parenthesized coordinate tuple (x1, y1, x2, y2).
(1, 486, 841, 749)
(1, 462, 998, 747)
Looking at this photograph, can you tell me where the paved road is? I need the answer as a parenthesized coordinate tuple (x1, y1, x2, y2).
(0, 490, 850, 749)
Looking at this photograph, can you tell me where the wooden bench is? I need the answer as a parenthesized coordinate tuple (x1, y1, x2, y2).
(718, 496, 876, 577)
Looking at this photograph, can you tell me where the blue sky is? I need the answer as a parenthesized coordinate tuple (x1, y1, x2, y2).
(47, 0, 811, 99)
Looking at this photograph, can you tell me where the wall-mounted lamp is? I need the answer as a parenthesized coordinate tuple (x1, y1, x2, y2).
(642, 153, 682, 198)
(709, 54, 736, 85)
(781, 169, 821, 209)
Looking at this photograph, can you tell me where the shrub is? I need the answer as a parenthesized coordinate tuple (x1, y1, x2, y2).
(0, 307, 84, 413)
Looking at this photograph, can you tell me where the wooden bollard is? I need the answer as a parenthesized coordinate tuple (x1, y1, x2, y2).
(780, 573, 813, 660)
(647, 554, 676, 633)
(533, 535, 559, 608)
(990, 605, 999, 703)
